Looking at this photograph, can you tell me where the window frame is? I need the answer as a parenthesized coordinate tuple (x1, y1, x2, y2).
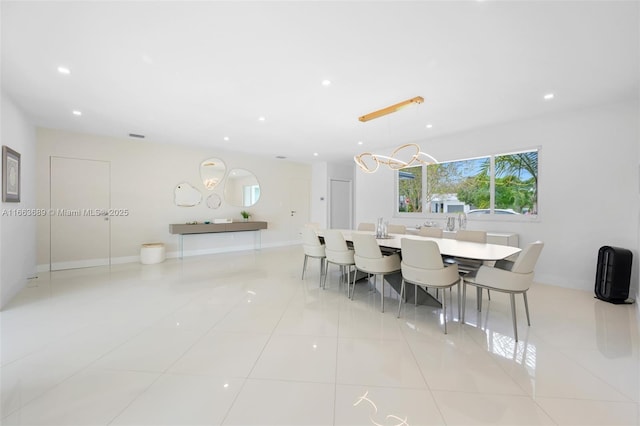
(394, 147, 540, 222)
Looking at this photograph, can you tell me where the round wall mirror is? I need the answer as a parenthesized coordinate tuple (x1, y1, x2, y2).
(200, 157, 226, 190)
(174, 182, 202, 207)
(206, 193, 222, 209)
(224, 168, 261, 207)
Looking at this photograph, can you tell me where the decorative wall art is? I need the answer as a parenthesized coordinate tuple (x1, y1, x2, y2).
(2, 145, 20, 202)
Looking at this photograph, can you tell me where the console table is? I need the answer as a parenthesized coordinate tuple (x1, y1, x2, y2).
(169, 221, 268, 258)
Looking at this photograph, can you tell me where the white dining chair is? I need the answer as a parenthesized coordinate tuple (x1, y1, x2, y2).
(387, 224, 406, 234)
(323, 229, 355, 296)
(398, 238, 460, 333)
(300, 226, 326, 287)
(418, 227, 443, 238)
(461, 241, 544, 342)
(351, 233, 401, 312)
(357, 223, 375, 231)
(456, 229, 487, 244)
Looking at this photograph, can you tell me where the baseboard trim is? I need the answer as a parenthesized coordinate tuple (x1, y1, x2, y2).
(37, 241, 301, 271)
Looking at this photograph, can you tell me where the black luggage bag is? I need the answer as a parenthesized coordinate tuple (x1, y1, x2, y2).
(594, 246, 634, 304)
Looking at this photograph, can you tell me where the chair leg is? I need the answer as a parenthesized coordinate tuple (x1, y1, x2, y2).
(510, 293, 518, 342)
(397, 279, 405, 318)
(487, 289, 491, 300)
(350, 268, 357, 300)
(322, 262, 329, 289)
(301, 255, 308, 279)
(461, 282, 467, 324)
(381, 275, 385, 313)
(442, 287, 448, 334)
(346, 266, 352, 298)
(457, 279, 462, 320)
(319, 258, 325, 287)
(523, 291, 531, 326)
(476, 287, 483, 312)
(414, 283, 418, 306)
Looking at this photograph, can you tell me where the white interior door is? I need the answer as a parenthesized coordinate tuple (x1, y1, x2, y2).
(330, 179, 352, 229)
(288, 178, 310, 240)
(50, 156, 110, 270)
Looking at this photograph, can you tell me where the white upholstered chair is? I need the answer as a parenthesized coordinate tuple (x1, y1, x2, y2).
(357, 223, 375, 231)
(387, 224, 406, 234)
(461, 241, 544, 341)
(456, 229, 487, 244)
(351, 233, 401, 312)
(300, 226, 326, 287)
(418, 227, 443, 238)
(322, 229, 355, 295)
(398, 238, 460, 333)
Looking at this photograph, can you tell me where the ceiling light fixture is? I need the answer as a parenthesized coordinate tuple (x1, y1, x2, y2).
(321, 79, 331, 87)
(544, 93, 555, 100)
(72, 110, 82, 116)
(426, 123, 433, 129)
(354, 143, 438, 173)
(57, 66, 71, 75)
(358, 96, 424, 122)
(355, 97, 437, 172)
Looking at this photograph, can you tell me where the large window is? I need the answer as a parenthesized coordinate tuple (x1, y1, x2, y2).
(397, 149, 538, 218)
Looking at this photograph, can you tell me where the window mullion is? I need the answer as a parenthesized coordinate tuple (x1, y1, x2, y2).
(490, 156, 495, 212)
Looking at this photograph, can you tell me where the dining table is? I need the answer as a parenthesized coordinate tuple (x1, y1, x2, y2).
(317, 229, 522, 307)
(325, 229, 521, 261)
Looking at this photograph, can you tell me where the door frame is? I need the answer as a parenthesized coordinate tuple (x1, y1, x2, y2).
(329, 178, 353, 230)
(49, 155, 111, 270)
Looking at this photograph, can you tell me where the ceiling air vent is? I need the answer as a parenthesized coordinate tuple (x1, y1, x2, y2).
(129, 133, 145, 139)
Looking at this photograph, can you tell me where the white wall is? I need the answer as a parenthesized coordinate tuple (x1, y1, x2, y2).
(0, 93, 37, 309)
(36, 128, 311, 268)
(355, 100, 640, 294)
(310, 162, 328, 228)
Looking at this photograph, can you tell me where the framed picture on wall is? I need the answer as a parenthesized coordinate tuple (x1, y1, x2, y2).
(2, 145, 20, 202)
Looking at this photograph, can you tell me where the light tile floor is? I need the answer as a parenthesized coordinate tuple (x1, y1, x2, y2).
(1, 246, 638, 425)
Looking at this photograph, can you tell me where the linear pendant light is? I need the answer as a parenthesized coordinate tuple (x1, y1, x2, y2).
(358, 96, 424, 122)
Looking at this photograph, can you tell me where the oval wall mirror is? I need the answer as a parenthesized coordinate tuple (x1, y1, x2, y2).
(174, 182, 202, 207)
(200, 157, 226, 190)
(224, 168, 261, 207)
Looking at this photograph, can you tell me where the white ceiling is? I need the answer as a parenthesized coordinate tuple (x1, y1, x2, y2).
(2, 1, 638, 164)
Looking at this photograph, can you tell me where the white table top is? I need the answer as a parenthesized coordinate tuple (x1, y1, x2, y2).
(322, 229, 521, 261)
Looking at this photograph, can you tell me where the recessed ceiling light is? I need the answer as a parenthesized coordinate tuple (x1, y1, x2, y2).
(357, 141, 363, 145)
(223, 136, 230, 141)
(543, 93, 555, 100)
(321, 79, 331, 87)
(258, 116, 266, 122)
(426, 123, 433, 129)
(313, 152, 319, 157)
(72, 110, 82, 116)
(57, 66, 71, 75)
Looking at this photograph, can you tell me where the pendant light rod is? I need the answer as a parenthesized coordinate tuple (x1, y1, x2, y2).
(358, 96, 424, 122)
